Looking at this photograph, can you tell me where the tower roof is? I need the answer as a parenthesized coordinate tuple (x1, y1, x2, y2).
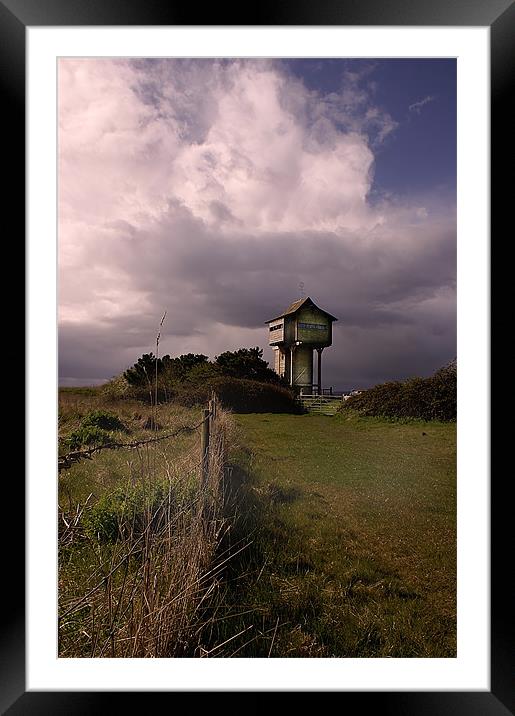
(266, 296, 338, 324)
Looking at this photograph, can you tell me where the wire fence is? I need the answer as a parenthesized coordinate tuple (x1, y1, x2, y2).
(58, 412, 210, 472)
(58, 394, 231, 657)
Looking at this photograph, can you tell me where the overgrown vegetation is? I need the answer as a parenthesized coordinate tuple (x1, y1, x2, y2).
(64, 410, 128, 450)
(214, 347, 281, 383)
(58, 392, 233, 657)
(66, 425, 112, 450)
(123, 352, 210, 387)
(81, 481, 174, 543)
(169, 376, 301, 414)
(339, 359, 457, 422)
(80, 409, 127, 432)
(114, 346, 298, 413)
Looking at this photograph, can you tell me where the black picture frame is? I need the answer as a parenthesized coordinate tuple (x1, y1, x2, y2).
(7, 0, 509, 712)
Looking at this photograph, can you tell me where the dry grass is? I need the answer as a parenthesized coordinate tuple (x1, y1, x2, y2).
(58, 389, 234, 658)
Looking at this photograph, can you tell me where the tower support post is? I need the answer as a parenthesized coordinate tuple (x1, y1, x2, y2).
(316, 347, 324, 395)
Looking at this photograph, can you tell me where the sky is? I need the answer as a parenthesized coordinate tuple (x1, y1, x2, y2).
(58, 58, 456, 391)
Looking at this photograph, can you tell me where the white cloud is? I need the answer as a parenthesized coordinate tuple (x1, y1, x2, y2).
(409, 95, 436, 114)
(58, 59, 455, 387)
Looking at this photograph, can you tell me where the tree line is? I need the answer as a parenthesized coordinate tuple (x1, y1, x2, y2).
(124, 347, 285, 389)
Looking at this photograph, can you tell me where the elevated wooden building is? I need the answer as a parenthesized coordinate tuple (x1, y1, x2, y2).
(266, 297, 337, 394)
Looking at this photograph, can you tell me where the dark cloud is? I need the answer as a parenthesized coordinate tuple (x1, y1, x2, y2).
(60, 201, 455, 389)
(58, 59, 456, 390)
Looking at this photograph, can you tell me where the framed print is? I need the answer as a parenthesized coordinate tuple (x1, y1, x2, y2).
(6, 0, 511, 711)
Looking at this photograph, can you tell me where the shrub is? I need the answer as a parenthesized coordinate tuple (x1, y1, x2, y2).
(117, 346, 288, 405)
(100, 375, 131, 400)
(339, 361, 456, 422)
(174, 376, 301, 413)
(124, 352, 159, 387)
(80, 480, 191, 543)
(81, 410, 126, 432)
(179, 361, 221, 385)
(214, 347, 282, 384)
(162, 353, 210, 381)
(82, 483, 170, 542)
(124, 352, 211, 388)
(83, 490, 124, 542)
(67, 426, 113, 451)
(65, 411, 125, 450)
(215, 378, 301, 413)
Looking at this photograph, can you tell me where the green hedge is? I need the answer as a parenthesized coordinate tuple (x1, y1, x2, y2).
(174, 376, 301, 414)
(339, 362, 456, 422)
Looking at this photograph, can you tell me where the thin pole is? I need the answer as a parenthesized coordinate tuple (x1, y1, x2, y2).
(201, 408, 210, 486)
(154, 311, 167, 429)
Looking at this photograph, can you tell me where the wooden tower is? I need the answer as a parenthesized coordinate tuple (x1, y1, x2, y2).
(266, 297, 337, 394)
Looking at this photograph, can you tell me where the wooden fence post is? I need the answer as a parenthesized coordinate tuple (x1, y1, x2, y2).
(201, 407, 210, 486)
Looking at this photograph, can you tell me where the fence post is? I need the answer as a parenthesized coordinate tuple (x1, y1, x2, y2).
(201, 407, 210, 486)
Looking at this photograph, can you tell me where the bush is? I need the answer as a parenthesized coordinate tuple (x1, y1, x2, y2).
(123, 383, 178, 404)
(215, 378, 301, 413)
(174, 376, 301, 414)
(215, 347, 282, 384)
(67, 425, 113, 451)
(81, 410, 126, 432)
(83, 483, 170, 542)
(179, 361, 221, 385)
(123, 352, 159, 387)
(117, 347, 288, 405)
(65, 411, 126, 450)
(123, 352, 210, 388)
(339, 361, 456, 422)
(100, 375, 131, 400)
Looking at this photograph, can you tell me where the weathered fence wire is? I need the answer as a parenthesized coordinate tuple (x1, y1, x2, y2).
(58, 394, 231, 657)
(58, 414, 209, 472)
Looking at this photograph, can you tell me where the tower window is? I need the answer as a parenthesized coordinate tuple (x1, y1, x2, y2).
(298, 322, 326, 330)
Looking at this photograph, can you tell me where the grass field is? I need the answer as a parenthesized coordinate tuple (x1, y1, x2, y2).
(57, 388, 456, 658)
(215, 412, 456, 657)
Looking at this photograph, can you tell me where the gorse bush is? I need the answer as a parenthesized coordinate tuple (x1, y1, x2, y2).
(339, 360, 456, 422)
(67, 425, 112, 451)
(81, 410, 126, 432)
(65, 411, 126, 450)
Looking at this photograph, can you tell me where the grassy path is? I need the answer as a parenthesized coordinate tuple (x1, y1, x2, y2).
(218, 413, 456, 657)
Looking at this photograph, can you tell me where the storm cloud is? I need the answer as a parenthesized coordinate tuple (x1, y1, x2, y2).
(58, 59, 456, 390)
